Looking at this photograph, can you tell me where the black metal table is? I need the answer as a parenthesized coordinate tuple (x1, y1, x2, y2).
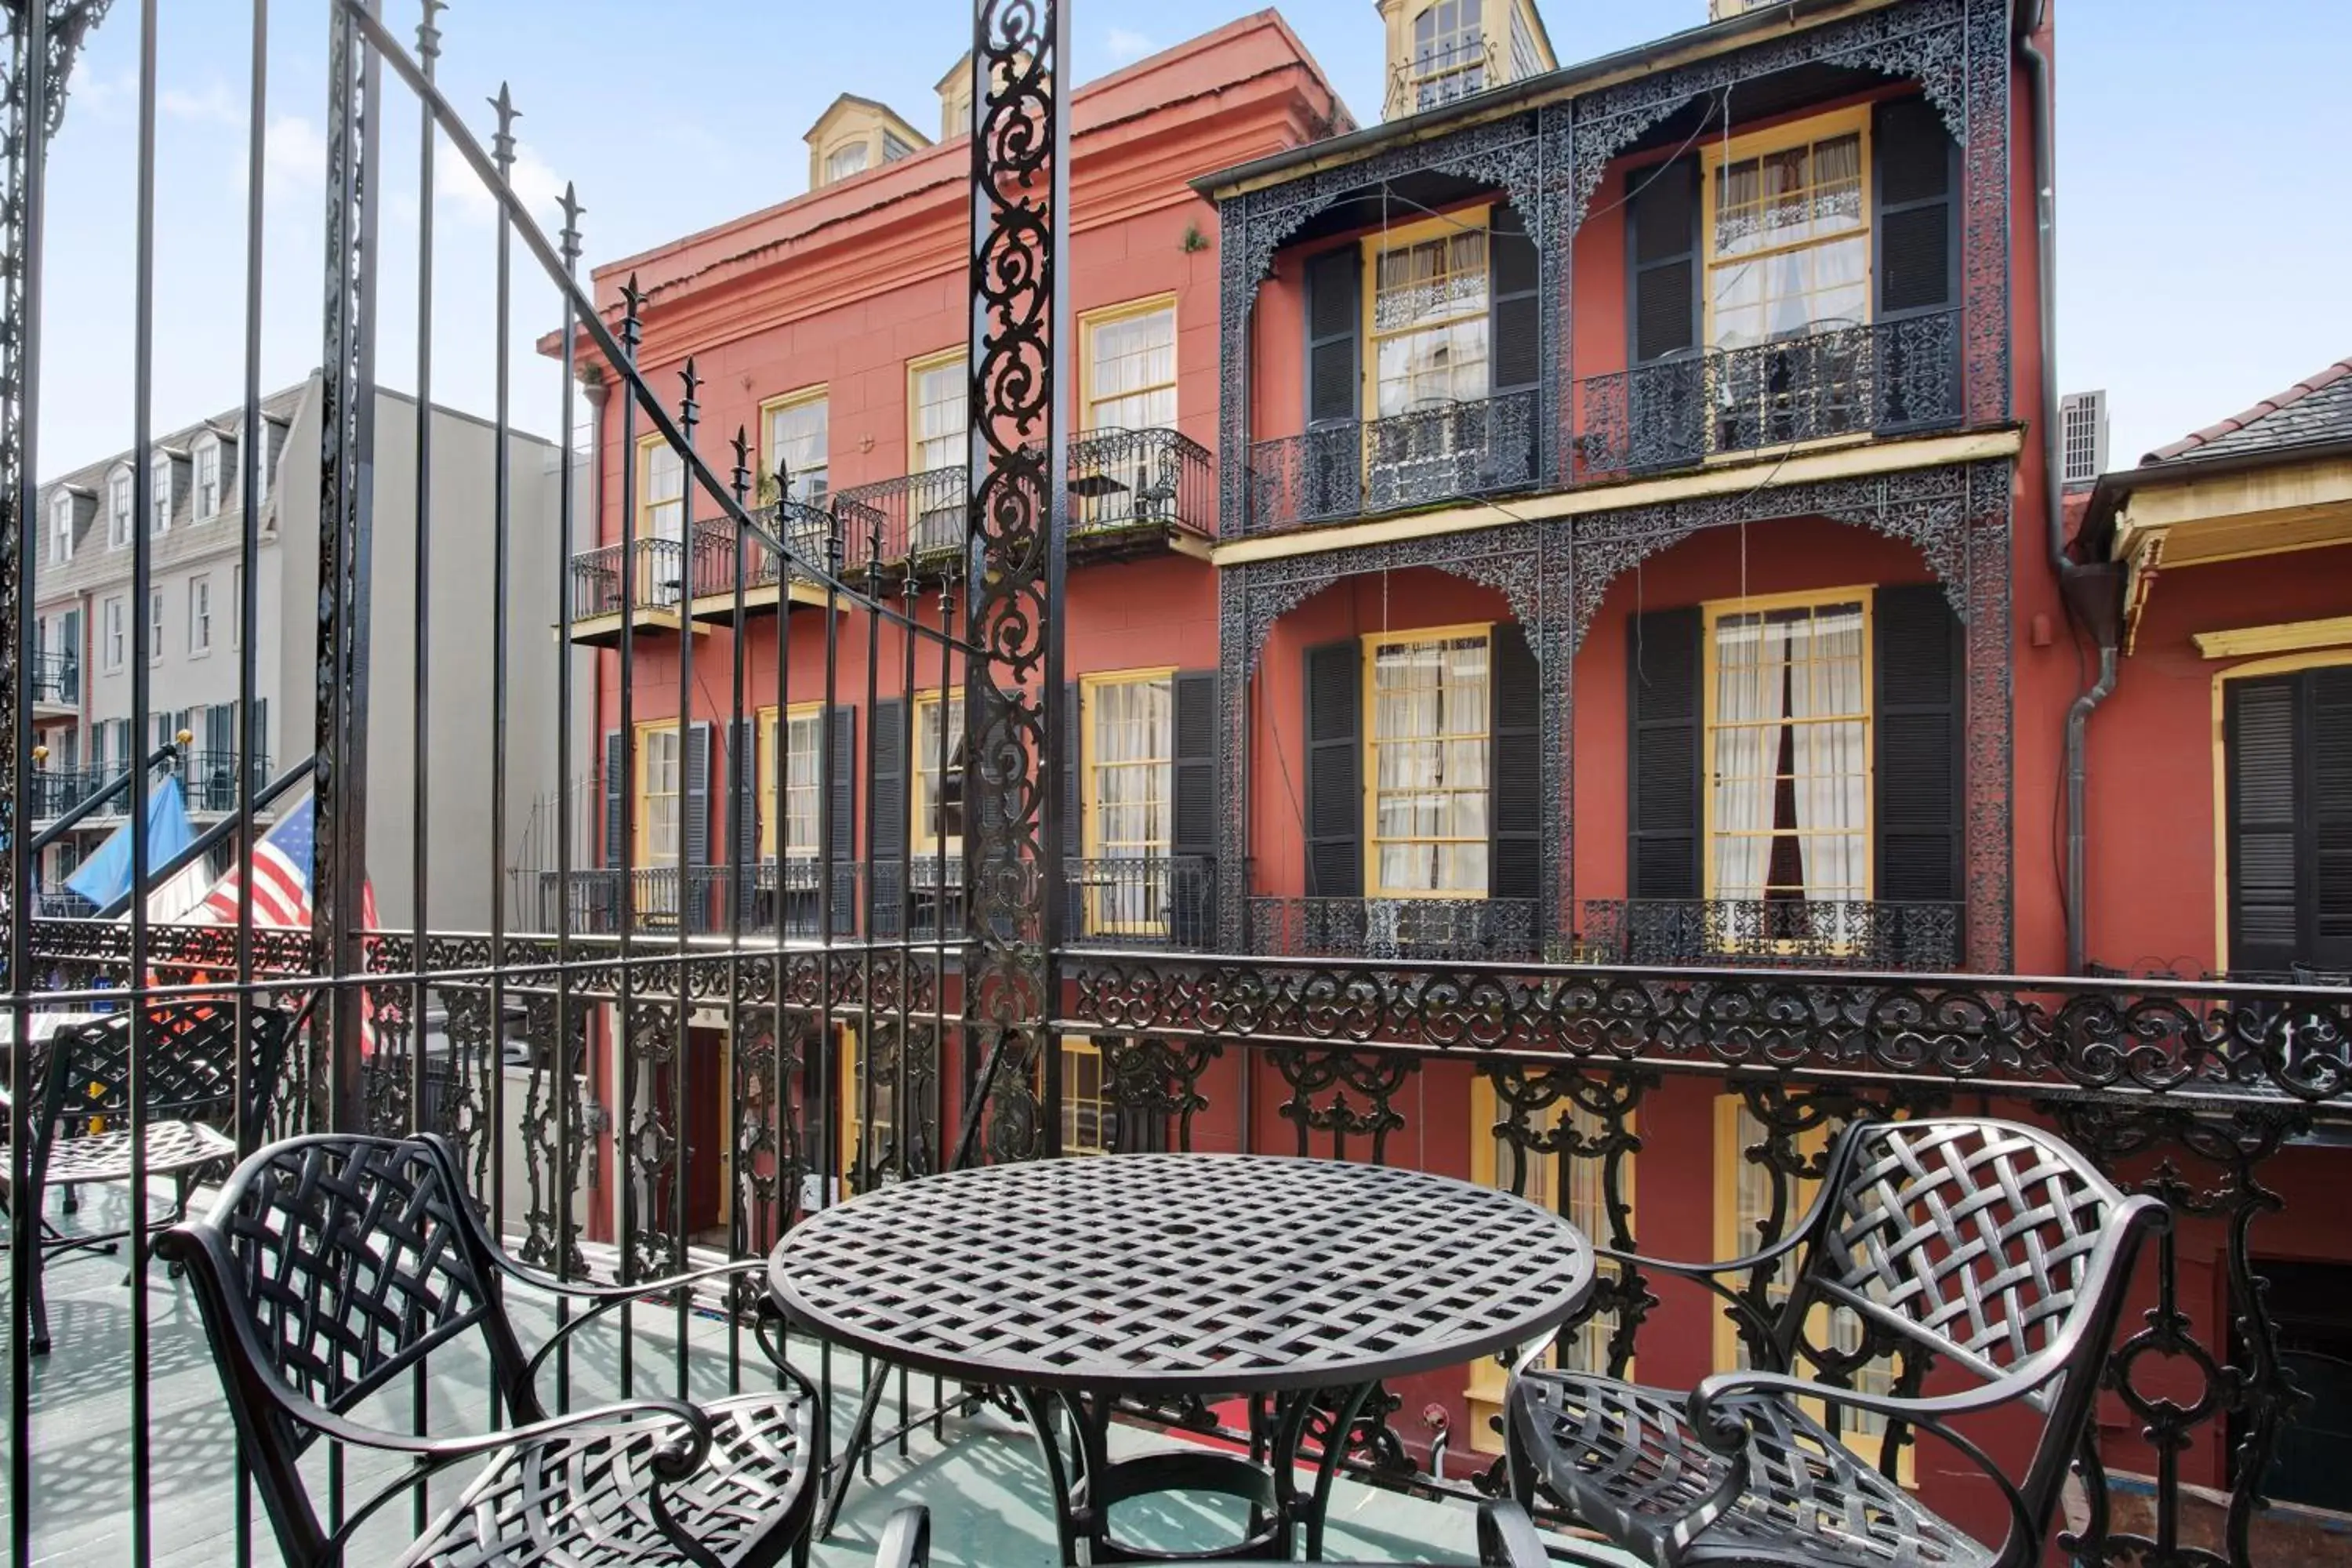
(768, 1152, 1592, 1564)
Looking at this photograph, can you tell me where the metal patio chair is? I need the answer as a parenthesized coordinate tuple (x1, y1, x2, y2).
(1505, 1116, 2164, 1568)
(0, 1001, 297, 1354)
(866, 1498, 1553, 1568)
(157, 1132, 822, 1568)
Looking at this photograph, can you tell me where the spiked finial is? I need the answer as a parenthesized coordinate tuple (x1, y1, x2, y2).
(416, 0, 446, 66)
(677, 357, 702, 441)
(488, 83, 519, 170)
(618, 273, 645, 358)
(557, 182, 585, 268)
(730, 426, 751, 506)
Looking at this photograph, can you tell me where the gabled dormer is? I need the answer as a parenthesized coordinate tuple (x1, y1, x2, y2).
(803, 93, 931, 191)
(1378, 0, 1555, 120)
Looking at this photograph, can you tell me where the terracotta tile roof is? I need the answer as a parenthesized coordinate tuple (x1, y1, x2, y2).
(2143, 354, 2352, 464)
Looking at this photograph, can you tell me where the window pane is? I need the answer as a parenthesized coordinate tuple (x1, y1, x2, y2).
(913, 360, 967, 472)
(1368, 632, 1490, 894)
(1708, 600, 1868, 908)
(767, 397, 830, 502)
(1084, 307, 1176, 432)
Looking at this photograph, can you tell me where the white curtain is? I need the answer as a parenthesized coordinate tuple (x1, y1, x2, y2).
(1711, 614, 1788, 902)
(1091, 680, 1171, 929)
(1373, 640, 1486, 893)
(1788, 604, 1867, 936)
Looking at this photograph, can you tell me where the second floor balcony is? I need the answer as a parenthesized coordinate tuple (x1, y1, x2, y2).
(1577, 897, 1963, 973)
(1248, 391, 1539, 534)
(31, 649, 80, 713)
(567, 536, 688, 645)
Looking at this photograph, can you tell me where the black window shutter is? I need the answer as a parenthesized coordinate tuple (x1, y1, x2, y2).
(1303, 641, 1363, 898)
(1490, 625, 1541, 902)
(1627, 158, 1699, 365)
(1627, 607, 1700, 899)
(1873, 96, 1958, 321)
(684, 722, 712, 866)
(1489, 203, 1541, 394)
(1872, 584, 1963, 905)
(1304, 248, 1362, 429)
(252, 698, 267, 764)
(829, 706, 857, 933)
(1171, 670, 1218, 945)
(1063, 682, 1082, 861)
(730, 718, 760, 869)
(604, 731, 625, 866)
(2227, 677, 2302, 975)
(2310, 668, 2352, 968)
(870, 699, 906, 936)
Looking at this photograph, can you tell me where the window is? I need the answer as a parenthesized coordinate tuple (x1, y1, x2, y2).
(839, 1025, 897, 1184)
(148, 589, 165, 662)
(1703, 110, 1869, 354)
(912, 690, 965, 853)
(1368, 221, 1489, 418)
(1080, 300, 1176, 433)
(193, 436, 222, 517)
(1715, 1097, 1905, 1480)
(639, 438, 684, 543)
(824, 140, 869, 182)
(1704, 592, 1871, 913)
(881, 129, 914, 162)
(762, 390, 829, 504)
(150, 452, 173, 534)
(49, 492, 74, 564)
(189, 576, 213, 655)
(1059, 1040, 1116, 1156)
(1466, 1080, 1631, 1451)
(1082, 671, 1174, 935)
(908, 356, 964, 553)
(1408, 0, 1486, 109)
(102, 596, 125, 671)
(255, 422, 277, 506)
(1366, 627, 1490, 895)
(2223, 662, 2352, 975)
(1506, 2, 1541, 81)
(940, 75, 972, 139)
(759, 703, 824, 858)
(107, 467, 133, 549)
(230, 563, 243, 648)
(637, 724, 681, 866)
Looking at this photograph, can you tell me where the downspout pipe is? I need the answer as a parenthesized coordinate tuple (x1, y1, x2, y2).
(2018, 0, 2125, 975)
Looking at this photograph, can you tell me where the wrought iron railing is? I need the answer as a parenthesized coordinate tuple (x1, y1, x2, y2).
(29, 648, 78, 706)
(687, 497, 889, 598)
(566, 535, 688, 619)
(1065, 855, 1215, 948)
(1067, 426, 1213, 538)
(1245, 391, 1538, 534)
(522, 860, 873, 938)
(178, 749, 271, 813)
(836, 464, 970, 569)
(1573, 311, 1963, 480)
(1384, 37, 1498, 119)
(1247, 895, 1542, 960)
(26, 767, 103, 819)
(1577, 898, 1964, 972)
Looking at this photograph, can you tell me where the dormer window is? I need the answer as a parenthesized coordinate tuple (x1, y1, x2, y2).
(107, 466, 133, 549)
(192, 434, 223, 518)
(825, 141, 870, 182)
(49, 492, 74, 564)
(1410, 0, 1486, 109)
(256, 418, 279, 507)
(150, 451, 174, 535)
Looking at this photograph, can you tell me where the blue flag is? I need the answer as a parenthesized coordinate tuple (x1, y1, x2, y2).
(66, 776, 197, 910)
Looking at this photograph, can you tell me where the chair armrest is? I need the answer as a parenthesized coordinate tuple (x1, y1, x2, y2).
(513, 1256, 768, 1388)
(874, 1505, 932, 1568)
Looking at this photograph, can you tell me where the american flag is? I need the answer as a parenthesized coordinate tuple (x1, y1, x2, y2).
(191, 793, 382, 1051)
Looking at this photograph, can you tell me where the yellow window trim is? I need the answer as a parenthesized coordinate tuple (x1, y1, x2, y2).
(1358, 210, 1491, 425)
(837, 1023, 891, 1177)
(1699, 586, 1877, 907)
(906, 347, 966, 474)
(1463, 1072, 1636, 1449)
(2208, 648, 2352, 974)
(912, 688, 964, 857)
(1079, 668, 1178, 936)
(757, 700, 826, 861)
(1697, 103, 1874, 354)
(757, 385, 829, 497)
(1359, 622, 1494, 900)
(633, 432, 684, 539)
(2193, 615, 2352, 662)
(1076, 293, 1178, 434)
(1058, 1037, 1116, 1157)
(1711, 1093, 1913, 1486)
(632, 717, 688, 869)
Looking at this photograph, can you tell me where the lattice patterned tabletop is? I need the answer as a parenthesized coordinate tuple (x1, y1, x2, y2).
(767, 1152, 1593, 1395)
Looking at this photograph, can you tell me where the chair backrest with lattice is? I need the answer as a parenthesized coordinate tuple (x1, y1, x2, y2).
(158, 1134, 539, 1561)
(1786, 1116, 2160, 1535)
(28, 1004, 294, 1178)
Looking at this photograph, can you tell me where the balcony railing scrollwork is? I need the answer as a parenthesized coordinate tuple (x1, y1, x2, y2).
(1245, 390, 1537, 535)
(567, 535, 687, 620)
(1066, 426, 1212, 539)
(1577, 898, 1964, 972)
(1574, 311, 1963, 481)
(1065, 855, 1215, 949)
(1247, 895, 1541, 962)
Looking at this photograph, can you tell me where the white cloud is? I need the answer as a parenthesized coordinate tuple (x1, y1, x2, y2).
(437, 140, 568, 229)
(1105, 27, 1157, 65)
(161, 81, 241, 127)
(263, 114, 325, 196)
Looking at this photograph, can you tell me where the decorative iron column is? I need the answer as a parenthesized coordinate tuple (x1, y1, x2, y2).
(965, 0, 1068, 1160)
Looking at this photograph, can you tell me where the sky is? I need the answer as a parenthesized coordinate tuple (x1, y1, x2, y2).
(28, 0, 2352, 478)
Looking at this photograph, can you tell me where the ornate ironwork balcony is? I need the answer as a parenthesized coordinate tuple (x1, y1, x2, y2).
(1577, 898, 1964, 972)
(1573, 312, 1963, 481)
(684, 496, 890, 608)
(1065, 855, 1215, 949)
(1067, 426, 1213, 540)
(1247, 895, 1541, 961)
(27, 767, 104, 820)
(833, 465, 968, 572)
(178, 749, 271, 814)
(524, 860, 872, 938)
(29, 648, 78, 709)
(567, 536, 688, 622)
(1245, 391, 1538, 535)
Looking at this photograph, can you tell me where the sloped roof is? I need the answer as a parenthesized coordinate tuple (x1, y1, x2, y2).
(2143, 355, 2352, 465)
